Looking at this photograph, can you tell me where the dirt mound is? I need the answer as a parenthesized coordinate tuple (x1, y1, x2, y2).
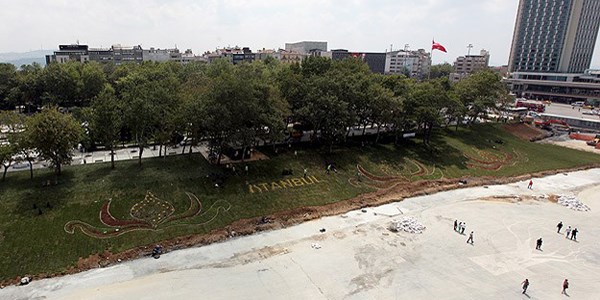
(503, 123, 548, 141)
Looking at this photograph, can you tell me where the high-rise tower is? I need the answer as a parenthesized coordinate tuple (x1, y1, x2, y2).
(508, 0, 600, 73)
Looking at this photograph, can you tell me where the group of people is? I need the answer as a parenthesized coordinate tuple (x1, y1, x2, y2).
(521, 278, 570, 295)
(453, 220, 467, 234)
(557, 221, 579, 241)
(454, 220, 474, 244)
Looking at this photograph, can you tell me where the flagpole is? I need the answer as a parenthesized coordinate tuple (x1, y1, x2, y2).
(429, 38, 434, 80)
(429, 50, 433, 81)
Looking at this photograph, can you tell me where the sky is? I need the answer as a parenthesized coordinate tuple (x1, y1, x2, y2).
(1, 0, 600, 67)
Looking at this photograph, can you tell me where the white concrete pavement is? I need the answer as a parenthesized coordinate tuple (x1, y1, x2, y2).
(2, 168, 600, 299)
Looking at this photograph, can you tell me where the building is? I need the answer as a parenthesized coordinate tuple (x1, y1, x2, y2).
(284, 41, 327, 54)
(453, 50, 490, 74)
(46, 44, 90, 64)
(111, 45, 143, 65)
(142, 48, 174, 62)
(256, 49, 306, 64)
(384, 49, 431, 79)
(508, 0, 600, 73)
(88, 48, 113, 63)
(203, 47, 255, 65)
(450, 50, 490, 82)
(180, 49, 208, 64)
(331, 49, 387, 74)
(507, 70, 600, 104)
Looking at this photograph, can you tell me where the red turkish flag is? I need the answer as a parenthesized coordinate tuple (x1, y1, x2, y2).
(432, 40, 447, 53)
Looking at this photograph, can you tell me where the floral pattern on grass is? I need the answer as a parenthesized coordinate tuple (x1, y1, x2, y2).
(64, 192, 231, 238)
(464, 148, 527, 171)
(349, 159, 444, 189)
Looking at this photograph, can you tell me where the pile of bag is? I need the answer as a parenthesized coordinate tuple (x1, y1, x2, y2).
(389, 216, 426, 234)
(558, 195, 591, 212)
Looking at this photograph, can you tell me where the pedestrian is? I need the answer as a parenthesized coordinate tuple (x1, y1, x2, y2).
(522, 279, 529, 294)
(571, 228, 578, 241)
(566, 226, 572, 239)
(232, 165, 236, 174)
(528, 180, 533, 189)
(457, 222, 463, 233)
(326, 164, 331, 174)
(454, 220, 458, 231)
(536, 237, 543, 250)
(244, 165, 248, 175)
(461, 223, 466, 234)
(557, 221, 563, 233)
(562, 279, 569, 294)
(303, 168, 308, 179)
(294, 150, 298, 156)
(466, 231, 474, 244)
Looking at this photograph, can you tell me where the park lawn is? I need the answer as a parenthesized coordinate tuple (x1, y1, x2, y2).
(0, 124, 599, 281)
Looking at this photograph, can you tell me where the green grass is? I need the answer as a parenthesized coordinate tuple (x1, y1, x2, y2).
(0, 124, 598, 281)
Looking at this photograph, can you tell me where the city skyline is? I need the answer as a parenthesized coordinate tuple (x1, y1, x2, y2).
(2, 0, 600, 67)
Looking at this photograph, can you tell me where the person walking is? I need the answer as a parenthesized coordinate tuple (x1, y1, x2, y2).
(454, 220, 458, 232)
(562, 279, 569, 294)
(566, 226, 572, 239)
(303, 168, 308, 179)
(571, 228, 578, 241)
(244, 165, 249, 175)
(557, 221, 563, 233)
(528, 180, 533, 189)
(536, 237, 543, 250)
(461, 223, 466, 234)
(466, 231, 474, 244)
(521, 279, 529, 294)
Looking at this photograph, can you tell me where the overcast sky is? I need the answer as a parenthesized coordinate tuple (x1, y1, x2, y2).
(2, 0, 600, 66)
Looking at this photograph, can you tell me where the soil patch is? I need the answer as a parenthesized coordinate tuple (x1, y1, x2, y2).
(2, 163, 599, 287)
(503, 123, 548, 141)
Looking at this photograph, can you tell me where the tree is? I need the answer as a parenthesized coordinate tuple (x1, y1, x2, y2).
(80, 62, 107, 105)
(7, 63, 44, 112)
(0, 63, 17, 110)
(89, 85, 122, 169)
(0, 111, 24, 181)
(0, 143, 16, 181)
(25, 107, 82, 175)
(455, 70, 508, 124)
(119, 63, 181, 165)
(407, 80, 449, 144)
(199, 61, 288, 164)
(429, 63, 454, 79)
(41, 62, 82, 107)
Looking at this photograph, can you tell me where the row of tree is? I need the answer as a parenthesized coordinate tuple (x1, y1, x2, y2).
(0, 57, 508, 179)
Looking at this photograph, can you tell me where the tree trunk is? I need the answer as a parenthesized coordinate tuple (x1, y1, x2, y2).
(216, 142, 223, 165)
(241, 145, 247, 163)
(2, 166, 8, 181)
(28, 160, 33, 179)
(110, 148, 115, 169)
(57, 163, 62, 175)
(375, 125, 381, 144)
(158, 144, 163, 158)
(181, 143, 186, 154)
(138, 146, 144, 166)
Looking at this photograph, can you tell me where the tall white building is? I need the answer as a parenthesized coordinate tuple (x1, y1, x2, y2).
(384, 49, 431, 79)
(508, 0, 600, 73)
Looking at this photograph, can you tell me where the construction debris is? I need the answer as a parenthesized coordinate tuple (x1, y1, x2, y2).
(389, 216, 426, 234)
(557, 195, 591, 212)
